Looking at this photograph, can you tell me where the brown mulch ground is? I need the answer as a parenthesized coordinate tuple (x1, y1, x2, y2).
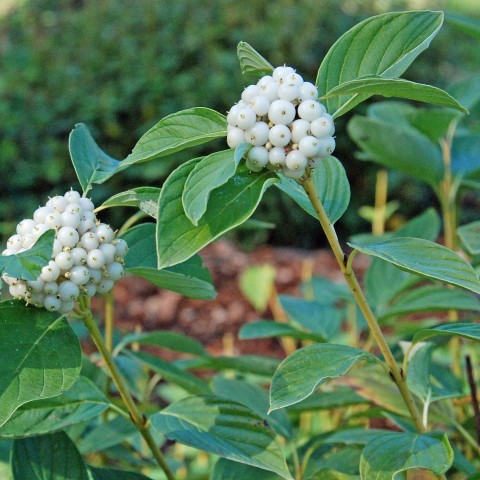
(96, 239, 368, 358)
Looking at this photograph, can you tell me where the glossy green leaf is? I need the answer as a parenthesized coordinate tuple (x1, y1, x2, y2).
(182, 149, 240, 225)
(379, 285, 480, 320)
(0, 230, 54, 281)
(275, 156, 350, 224)
(269, 344, 377, 412)
(212, 377, 292, 439)
(12, 431, 89, 479)
(279, 295, 342, 339)
(129, 351, 210, 394)
(0, 301, 81, 427)
(239, 320, 327, 343)
(122, 108, 227, 166)
(69, 123, 120, 194)
(157, 159, 278, 268)
(0, 377, 110, 438)
(359, 431, 453, 479)
(287, 388, 366, 413)
(351, 237, 480, 294)
(122, 223, 216, 300)
(237, 42, 274, 79)
(213, 458, 281, 480)
(239, 264, 276, 312)
(322, 428, 388, 446)
(323, 76, 467, 113)
(96, 187, 161, 219)
(114, 330, 205, 356)
(413, 322, 480, 344)
(317, 11, 443, 117)
(151, 395, 293, 479)
(347, 116, 443, 185)
(90, 467, 153, 480)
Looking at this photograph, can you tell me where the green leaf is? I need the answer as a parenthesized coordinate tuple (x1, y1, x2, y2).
(213, 458, 282, 480)
(114, 330, 205, 356)
(308, 470, 359, 480)
(69, 123, 120, 194)
(157, 159, 278, 268)
(128, 351, 210, 394)
(359, 431, 453, 479)
(0, 377, 110, 438)
(350, 237, 480, 295)
(413, 322, 480, 344)
(96, 187, 161, 219)
(323, 76, 467, 113)
(90, 467, 153, 480)
(212, 377, 292, 439)
(322, 428, 389, 446)
(151, 395, 293, 480)
(275, 156, 350, 223)
(121, 223, 216, 300)
(279, 295, 342, 339)
(287, 388, 366, 413)
(452, 136, 480, 179)
(448, 75, 480, 111)
(0, 301, 81, 427)
(236, 42, 274, 79)
(239, 264, 276, 311)
(317, 11, 444, 117)
(0, 230, 54, 281)
(182, 149, 240, 225)
(239, 320, 327, 343)
(122, 108, 227, 166)
(379, 285, 480, 320)
(12, 431, 89, 479)
(269, 344, 377, 412)
(347, 116, 443, 186)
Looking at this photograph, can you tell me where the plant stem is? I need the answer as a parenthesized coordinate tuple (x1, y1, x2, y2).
(373, 169, 388, 235)
(301, 176, 426, 433)
(78, 296, 176, 480)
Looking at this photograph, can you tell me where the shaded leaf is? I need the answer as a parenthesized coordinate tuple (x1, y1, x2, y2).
(446, 13, 480, 40)
(237, 42, 274, 79)
(151, 395, 293, 479)
(239, 320, 327, 343)
(458, 220, 480, 256)
(0, 230, 54, 281)
(213, 458, 281, 480)
(239, 264, 276, 312)
(413, 322, 480, 344)
(0, 301, 81, 427)
(96, 187, 161, 219)
(69, 123, 120, 194)
(90, 467, 153, 480)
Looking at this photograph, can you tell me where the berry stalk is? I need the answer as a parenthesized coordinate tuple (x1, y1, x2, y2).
(78, 296, 176, 480)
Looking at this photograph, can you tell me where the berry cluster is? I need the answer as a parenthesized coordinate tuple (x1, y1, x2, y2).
(227, 66, 335, 179)
(1, 190, 128, 313)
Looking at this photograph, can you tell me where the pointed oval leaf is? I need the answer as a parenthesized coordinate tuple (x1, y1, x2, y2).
(317, 11, 444, 117)
(69, 123, 120, 194)
(90, 467, 153, 480)
(157, 160, 278, 268)
(0, 301, 81, 427)
(269, 344, 377, 412)
(96, 187, 161, 219)
(0, 229, 54, 281)
(12, 431, 89, 480)
(379, 285, 480, 320)
(359, 431, 453, 479)
(349, 237, 480, 295)
(0, 377, 110, 438)
(182, 149, 239, 225)
(458, 221, 480, 256)
(239, 264, 276, 312)
(122, 223, 216, 299)
(151, 395, 293, 480)
(275, 156, 350, 223)
(413, 322, 480, 344)
(347, 116, 443, 185)
(122, 108, 227, 166)
(323, 77, 467, 113)
(237, 42, 274, 79)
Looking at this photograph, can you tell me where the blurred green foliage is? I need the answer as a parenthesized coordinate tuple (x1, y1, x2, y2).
(1, 0, 479, 247)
